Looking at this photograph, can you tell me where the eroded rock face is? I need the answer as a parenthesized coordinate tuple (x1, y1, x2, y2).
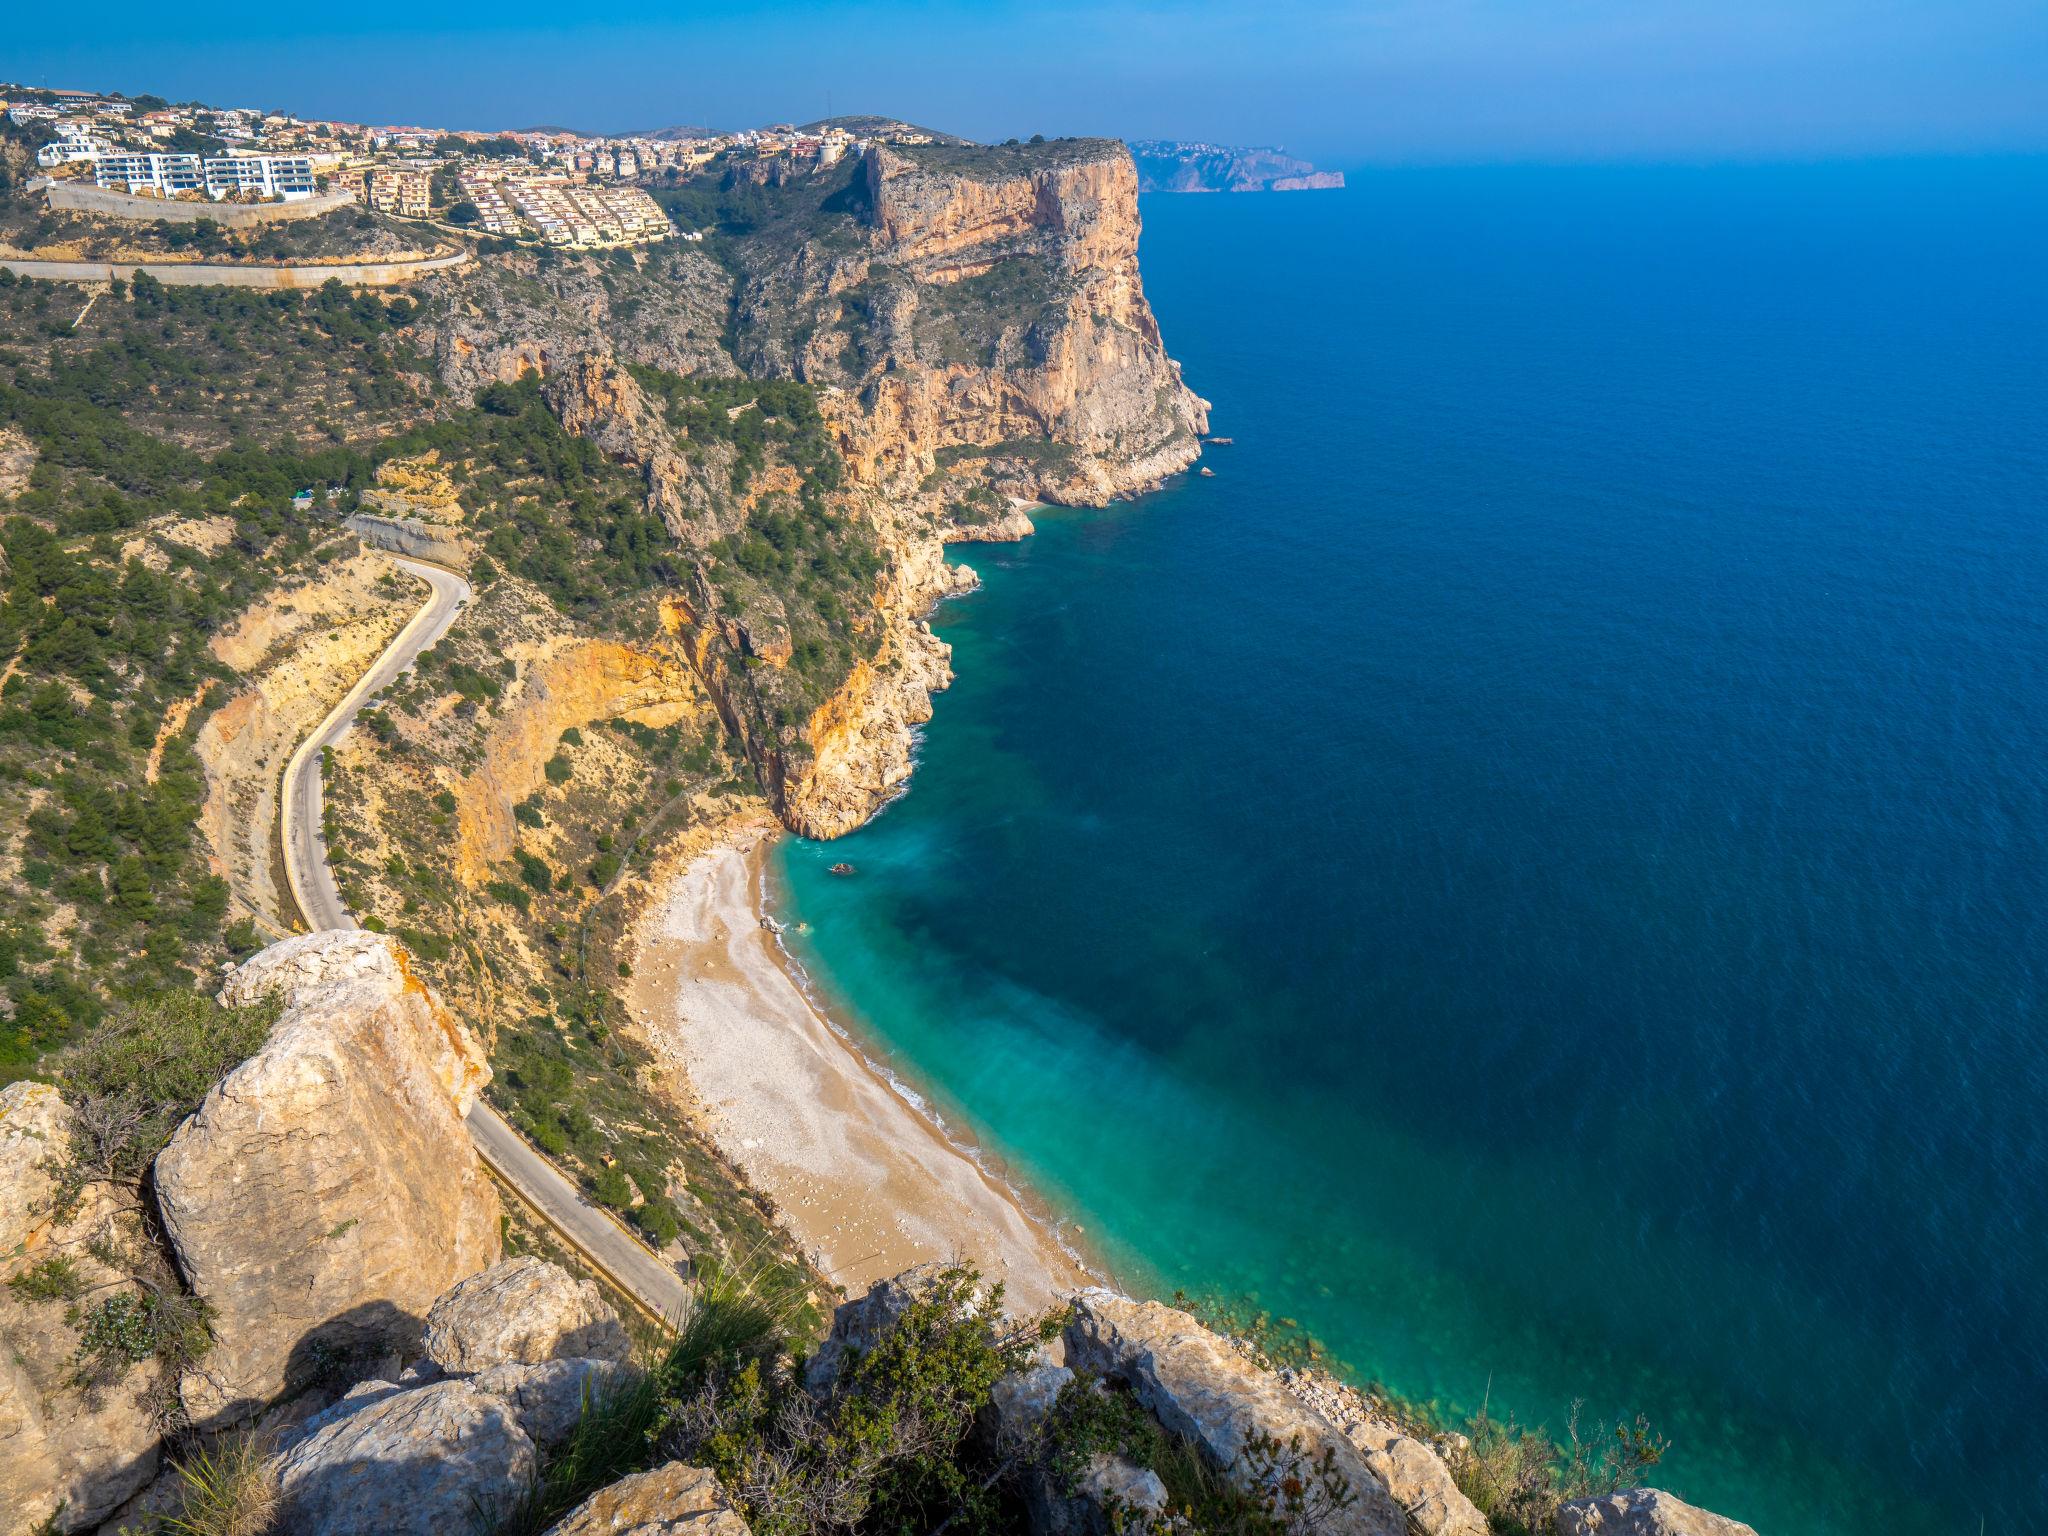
(544, 1462, 751, 1536)
(990, 1362, 1075, 1445)
(1347, 1425, 1488, 1536)
(832, 142, 1210, 508)
(273, 1377, 535, 1536)
(423, 1257, 631, 1374)
(1555, 1488, 1760, 1536)
(1064, 1291, 1408, 1536)
(155, 932, 500, 1425)
(0, 1079, 68, 1259)
(804, 1262, 955, 1393)
(1274, 1357, 1487, 1536)
(0, 1084, 163, 1535)
(471, 1357, 635, 1452)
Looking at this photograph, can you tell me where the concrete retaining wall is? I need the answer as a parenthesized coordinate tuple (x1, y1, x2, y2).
(47, 182, 359, 226)
(0, 249, 471, 289)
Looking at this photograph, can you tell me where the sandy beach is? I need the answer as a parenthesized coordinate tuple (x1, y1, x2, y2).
(626, 814, 1093, 1314)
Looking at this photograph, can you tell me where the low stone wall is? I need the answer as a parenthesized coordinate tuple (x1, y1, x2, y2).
(0, 249, 471, 289)
(47, 181, 359, 226)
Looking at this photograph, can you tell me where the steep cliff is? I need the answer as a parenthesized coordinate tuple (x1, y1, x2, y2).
(732, 138, 1208, 506)
(530, 138, 1206, 839)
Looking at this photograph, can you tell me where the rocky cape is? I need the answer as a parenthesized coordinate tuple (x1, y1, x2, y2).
(417, 135, 1207, 841)
(1129, 140, 1346, 194)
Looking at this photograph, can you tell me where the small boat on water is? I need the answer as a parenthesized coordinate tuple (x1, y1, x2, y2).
(828, 862, 857, 876)
(1204, 435, 1234, 445)
(1198, 467, 1216, 477)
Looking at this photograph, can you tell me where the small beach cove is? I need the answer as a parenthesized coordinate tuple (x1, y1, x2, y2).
(625, 813, 1094, 1313)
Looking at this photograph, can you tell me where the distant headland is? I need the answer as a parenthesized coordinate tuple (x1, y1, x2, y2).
(1130, 138, 1345, 192)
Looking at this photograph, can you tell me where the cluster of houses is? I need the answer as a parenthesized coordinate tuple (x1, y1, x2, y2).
(454, 166, 669, 246)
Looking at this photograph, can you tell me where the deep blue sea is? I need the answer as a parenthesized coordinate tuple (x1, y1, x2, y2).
(772, 162, 2048, 1534)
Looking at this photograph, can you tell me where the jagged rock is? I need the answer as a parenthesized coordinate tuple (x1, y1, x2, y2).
(1276, 1363, 1487, 1536)
(272, 1376, 535, 1536)
(544, 1461, 750, 1536)
(1343, 1424, 1487, 1536)
(804, 1262, 955, 1392)
(423, 1257, 631, 1373)
(471, 1357, 636, 1451)
(1556, 1488, 1759, 1536)
(0, 1085, 162, 1535)
(990, 1363, 1075, 1444)
(1024, 1452, 1170, 1536)
(154, 932, 500, 1426)
(1065, 1291, 1408, 1536)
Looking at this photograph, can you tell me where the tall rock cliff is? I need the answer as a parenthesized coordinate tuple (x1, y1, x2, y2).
(740, 139, 1209, 505)
(523, 138, 1206, 839)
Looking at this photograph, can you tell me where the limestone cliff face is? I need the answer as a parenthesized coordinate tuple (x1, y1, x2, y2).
(533, 139, 1205, 841)
(780, 521, 976, 839)
(155, 932, 501, 1426)
(452, 632, 705, 889)
(781, 142, 1210, 506)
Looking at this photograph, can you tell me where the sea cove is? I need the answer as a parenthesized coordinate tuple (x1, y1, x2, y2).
(772, 162, 2048, 1536)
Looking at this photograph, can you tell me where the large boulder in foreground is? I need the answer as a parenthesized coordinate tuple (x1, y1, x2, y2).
(423, 1256, 630, 1373)
(155, 931, 501, 1425)
(1065, 1291, 1410, 1536)
(1556, 1488, 1759, 1536)
(273, 1377, 534, 1536)
(0, 1083, 163, 1533)
(543, 1462, 751, 1536)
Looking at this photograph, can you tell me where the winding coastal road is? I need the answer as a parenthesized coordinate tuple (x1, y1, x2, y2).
(280, 553, 691, 1323)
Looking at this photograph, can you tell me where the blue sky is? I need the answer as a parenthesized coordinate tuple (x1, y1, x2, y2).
(6, 0, 2044, 164)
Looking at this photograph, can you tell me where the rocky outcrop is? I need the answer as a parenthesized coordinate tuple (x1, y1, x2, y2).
(254, 1257, 637, 1534)
(0, 1079, 67, 1260)
(423, 247, 738, 402)
(1556, 1488, 1759, 1536)
(1277, 1355, 1488, 1536)
(422, 1257, 632, 1373)
(154, 932, 500, 1425)
(273, 1376, 535, 1536)
(544, 1462, 751, 1536)
(1064, 1291, 1410, 1536)
(1026, 1454, 1170, 1536)
(989, 1362, 1075, 1444)
(804, 1262, 950, 1392)
(0, 1085, 162, 1534)
(470, 1356, 635, 1451)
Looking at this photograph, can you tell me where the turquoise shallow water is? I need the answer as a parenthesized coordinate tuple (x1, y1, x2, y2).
(771, 163, 2048, 1534)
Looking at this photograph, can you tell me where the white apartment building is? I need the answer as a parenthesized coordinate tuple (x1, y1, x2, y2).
(202, 154, 317, 200)
(94, 152, 204, 196)
(90, 151, 317, 201)
(37, 133, 111, 167)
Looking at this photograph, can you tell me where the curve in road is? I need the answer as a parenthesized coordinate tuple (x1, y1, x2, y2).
(280, 553, 691, 1323)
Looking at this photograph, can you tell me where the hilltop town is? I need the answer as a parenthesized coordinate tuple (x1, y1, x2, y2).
(5, 82, 921, 249)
